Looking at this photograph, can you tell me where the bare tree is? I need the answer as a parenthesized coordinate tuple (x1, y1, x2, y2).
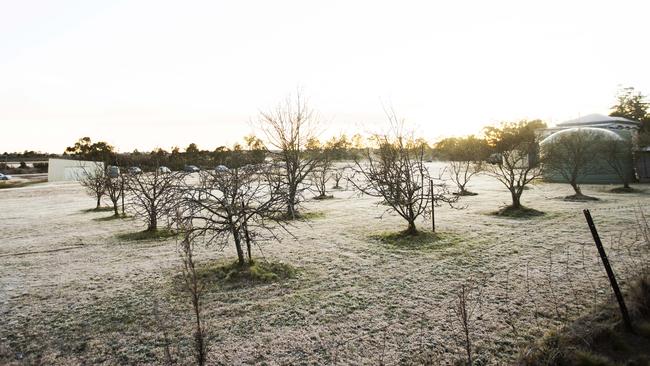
(540, 128, 607, 199)
(78, 163, 106, 209)
(176, 217, 208, 366)
(332, 165, 347, 189)
(452, 284, 483, 366)
(124, 171, 185, 231)
(436, 136, 489, 196)
(257, 93, 321, 219)
(350, 112, 456, 235)
(104, 174, 123, 216)
(176, 164, 288, 266)
(448, 161, 482, 196)
(311, 148, 334, 199)
(483, 120, 546, 211)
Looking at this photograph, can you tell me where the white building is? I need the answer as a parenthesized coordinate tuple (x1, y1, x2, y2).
(47, 158, 104, 182)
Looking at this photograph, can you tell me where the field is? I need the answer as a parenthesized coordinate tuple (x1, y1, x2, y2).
(1, 163, 649, 365)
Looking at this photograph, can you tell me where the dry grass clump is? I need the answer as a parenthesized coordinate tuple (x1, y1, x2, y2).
(518, 275, 650, 366)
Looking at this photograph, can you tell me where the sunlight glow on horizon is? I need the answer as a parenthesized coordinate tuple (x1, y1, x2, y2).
(1, 0, 649, 153)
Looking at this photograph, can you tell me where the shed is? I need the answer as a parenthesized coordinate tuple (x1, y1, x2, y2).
(47, 158, 104, 182)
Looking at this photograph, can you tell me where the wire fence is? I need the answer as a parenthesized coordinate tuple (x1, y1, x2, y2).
(264, 208, 650, 365)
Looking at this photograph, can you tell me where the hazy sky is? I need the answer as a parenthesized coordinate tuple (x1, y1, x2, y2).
(1, 0, 649, 153)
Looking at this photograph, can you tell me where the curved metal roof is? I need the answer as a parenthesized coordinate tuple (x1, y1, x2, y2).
(540, 127, 624, 145)
(558, 113, 640, 127)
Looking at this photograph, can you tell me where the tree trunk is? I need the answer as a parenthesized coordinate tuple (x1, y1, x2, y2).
(570, 181, 582, 196)
(113, 202, 119, 216)
(623, 181, 630, 189)
(405, 220, 418, 236)
(510, 189, 521, 209)
(233, 231, 246, 266)
(243, 219, 253, 263)
(149, 212, 157, 231)
(96, 195, 101, 209)
(286, 200, 297, 219)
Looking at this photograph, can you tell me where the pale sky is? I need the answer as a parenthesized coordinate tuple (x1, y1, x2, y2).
(1, 0, 649, 153)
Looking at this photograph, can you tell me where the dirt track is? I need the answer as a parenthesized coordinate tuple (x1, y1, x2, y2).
(1, 164, 649, 365)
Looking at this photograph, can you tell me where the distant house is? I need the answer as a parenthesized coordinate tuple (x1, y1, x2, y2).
(539, 114, 641, 184)
(47, 158, 104, 182)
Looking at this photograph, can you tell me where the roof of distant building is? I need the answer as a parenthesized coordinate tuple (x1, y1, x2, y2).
(558, 113, 640, 127)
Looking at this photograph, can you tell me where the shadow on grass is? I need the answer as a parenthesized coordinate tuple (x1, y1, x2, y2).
(492, 205, 545, 219)
(81, 206, 115, 213)
(93, 214, 131, 222)
(453, 190, 478, 196)
(610, 187, 642, 194)
(369, 230, 463, 251)
(313, 194, 335, 200)
(116, 228, 177, 241)
(189, 259, 297, 289)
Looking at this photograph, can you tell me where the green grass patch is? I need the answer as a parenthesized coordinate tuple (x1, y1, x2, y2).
(492, 205, 545, 218)
(116, 228, 177, 241)
(276, 211, 325, 221)
(369, 230, 462, 250)
(194, 259, 297, 287)
(300, 211, 325, 220)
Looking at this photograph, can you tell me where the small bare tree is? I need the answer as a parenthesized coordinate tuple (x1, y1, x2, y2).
(350, 112, 456, 235)
(453, 284, 482, 366)
(78, 163, 106, 209)
(176, 217, 208, 366)
(104, 174, 123, 216)
(311, 148, 334, 199)
(177, 164, 287, 266)
(541, 128, 607, 199)
(257, 93, 321, 219)
(436, 136, 489, 196)
(332, 165, 347, 189)
(483, 120, 546, 211)
(124, 171, 185, 231)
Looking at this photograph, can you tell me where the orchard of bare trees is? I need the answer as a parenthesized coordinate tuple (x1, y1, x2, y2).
(63, 89, 650, 365)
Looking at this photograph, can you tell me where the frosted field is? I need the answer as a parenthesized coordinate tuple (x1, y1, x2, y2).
(1, 162, 649, 365)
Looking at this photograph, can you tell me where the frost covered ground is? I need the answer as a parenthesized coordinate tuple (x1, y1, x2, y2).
(1, 163, 649, 365)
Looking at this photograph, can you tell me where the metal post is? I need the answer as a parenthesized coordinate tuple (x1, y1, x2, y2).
(430, 179, 435, 233)
(121, 175, 125, 215)
(583, 209, 633, 331)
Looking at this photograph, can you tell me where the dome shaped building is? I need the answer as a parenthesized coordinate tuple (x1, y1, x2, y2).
(539, 114, 640, 184)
